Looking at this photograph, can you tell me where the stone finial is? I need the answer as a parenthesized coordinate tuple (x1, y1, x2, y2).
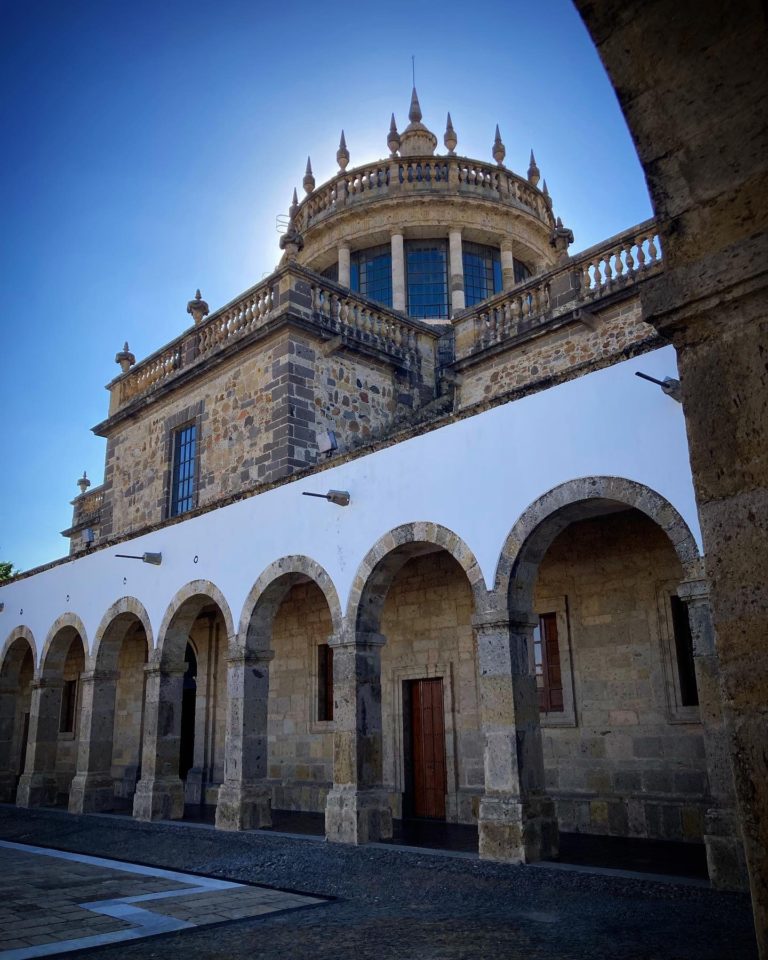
(398, 87, 437, 157)
(492, 124, 506, 166)
(289, 187, 299, 220)
(77, 471, 91, 495)
(542, 178, 552, 207)
(115, 341, 135, 373)
(409, 86, 423, 123)
(303, 156, 315, 194)
(186, 289, 210, 326)
(444, 113, 457, 155)
(388, 114, 401, 156)
(337, 130, 350, 171)
(550, 216, 574, 262)
(528, 149, 540, 186)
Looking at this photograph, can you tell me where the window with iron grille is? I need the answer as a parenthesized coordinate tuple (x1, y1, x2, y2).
(60, 679, 78, 733)
(406, 240, 449, 318)
(351, 245, 392, 307)
(317, 643, 334, 722)
(533, 612, 563, 712)
(170, 423, 197, 517)
(462, 241, 502, 307)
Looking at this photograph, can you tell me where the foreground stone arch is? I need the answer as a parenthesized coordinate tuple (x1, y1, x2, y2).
(495, 476, 701, 613)
(0, 627, 36, 801)
(217, 556, 342, 832)
(347, 522, 489, 633)
(69, 597, 152, 814)
(39, 613, 89, 676)
(134, 580, 233, 822)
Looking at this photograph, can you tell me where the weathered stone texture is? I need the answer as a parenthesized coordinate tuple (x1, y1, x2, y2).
(534, 509, 707, 841)
(457, 298, 654, 410)
(267, 581, 334, 812)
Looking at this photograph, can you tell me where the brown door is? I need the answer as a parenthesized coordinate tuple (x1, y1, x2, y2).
(409, 678, 447, 820)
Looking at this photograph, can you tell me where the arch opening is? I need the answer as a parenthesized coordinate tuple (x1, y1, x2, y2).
(0, 635, 35, 802)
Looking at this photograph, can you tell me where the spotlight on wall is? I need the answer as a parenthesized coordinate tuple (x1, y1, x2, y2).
(115, 552, 163, 565)
(0, 602, 4, 613)
(83, 528, 95, 546)
(634, 371, 682, 403)
(316, 429, 338, 457)
(302, 489, 350, 507)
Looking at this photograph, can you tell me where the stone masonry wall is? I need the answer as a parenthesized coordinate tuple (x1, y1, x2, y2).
(380, 551, 481, 823)
(98, 328, 431, 542)
(534, 509, 708, 842)
(456, 297, 656, 410)
(267, 581, 334, 813)
(110, 630, 146, 798)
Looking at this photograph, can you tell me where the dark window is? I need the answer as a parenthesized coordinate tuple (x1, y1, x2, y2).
(351, 245, 392, 307)
(318, 643, 334, 722)
(533, 613, 563, 712)
(170, 423, 197, 517)
(406, 241, 449, 318)
(514, 259, 532, 284)
(60, 679, 78, 733)
(462, 242, 502, 307)
(321, 262, 338, 282)
(670, 595, 699, 706)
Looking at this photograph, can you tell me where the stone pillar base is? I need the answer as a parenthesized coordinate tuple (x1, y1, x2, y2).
(15, 773, 56, 808)
(478, 794, 559, 863)
(68, 774, 116, 814)
(325, 787, 393, 844)
(704, 807, 749, 891)
(215, 781, 272, 831)
(132, 777, 184, 821)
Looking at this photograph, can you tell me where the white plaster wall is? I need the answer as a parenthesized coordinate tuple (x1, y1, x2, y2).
(0, 346, 698, 663)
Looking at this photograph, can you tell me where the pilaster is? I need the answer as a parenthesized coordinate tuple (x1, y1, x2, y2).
(68, 670, 120, 814)
(132, 665, 185, 821)
(15, 678, 63, 808)
(391, 234, 406, 313)
(338, 245, 351, 288)
(449, 228, 465, 313)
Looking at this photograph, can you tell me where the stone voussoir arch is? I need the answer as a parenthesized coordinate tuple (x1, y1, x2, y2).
(89, 596, 154, 673)
(493, 476, 703, 610)
(155, 579, 236, 668)
(235, 555, 343, 658)
(1, 625, 37, 676)
(347, 521, 490, 634)
(39, 612, 89, 678)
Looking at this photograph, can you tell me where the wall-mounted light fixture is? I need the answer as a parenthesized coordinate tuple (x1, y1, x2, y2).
(302, 489, 350, 507)
(316, 429, 338, 457)
(635, 371, 682, 403)
(115, 552, 163, 565)
(0, 602, 4, 613)
(83, 528, 95, 546)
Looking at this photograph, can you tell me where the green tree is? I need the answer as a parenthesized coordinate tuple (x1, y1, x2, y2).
(0, 561, 15, 582)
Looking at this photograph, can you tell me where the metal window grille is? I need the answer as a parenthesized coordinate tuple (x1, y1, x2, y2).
(170, 424, 197, 516)
(462, 242, 502, 307)
(406, 241, 448, 318)
(351, 245, 392, 307)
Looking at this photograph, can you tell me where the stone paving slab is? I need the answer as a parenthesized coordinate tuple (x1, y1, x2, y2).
(0, 841, 326, 959)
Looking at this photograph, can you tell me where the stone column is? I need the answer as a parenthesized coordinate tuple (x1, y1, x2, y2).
(0, 682, 20, 801)
(448, 228, 466, 314)
(16, 679, 62, 808)
(132, 665, 185, 821)
(391, 233, 406, 313)
(678, 579, 748, 891)
(215, 651, 273, 831)
(325, 628, 392, 844)
(500, 240, 516, 290)
(475, 610, 558, 863)
(338, 245, 351, 288)
(68, 670, 119, 814)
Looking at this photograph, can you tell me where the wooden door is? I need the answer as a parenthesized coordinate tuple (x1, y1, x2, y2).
(409, 678, 447, 820)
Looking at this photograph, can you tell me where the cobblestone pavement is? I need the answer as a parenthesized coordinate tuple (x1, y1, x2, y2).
(0, 806, 757, 960)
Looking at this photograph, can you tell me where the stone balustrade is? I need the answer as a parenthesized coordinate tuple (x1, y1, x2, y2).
(456, 220, 664, 360)
(110, 266, 436, 416)
(73, 485, 105, 527)
(293, 155, 553, 234)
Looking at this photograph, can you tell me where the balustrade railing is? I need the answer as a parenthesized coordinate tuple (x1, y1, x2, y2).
(294, 155, 551, 233)
(73, 485, 105, 525)
(458, 221, 664, 359)
(111, 266, 434, 415)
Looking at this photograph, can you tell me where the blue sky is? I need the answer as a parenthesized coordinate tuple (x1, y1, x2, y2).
(0, 0, 654, 573)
